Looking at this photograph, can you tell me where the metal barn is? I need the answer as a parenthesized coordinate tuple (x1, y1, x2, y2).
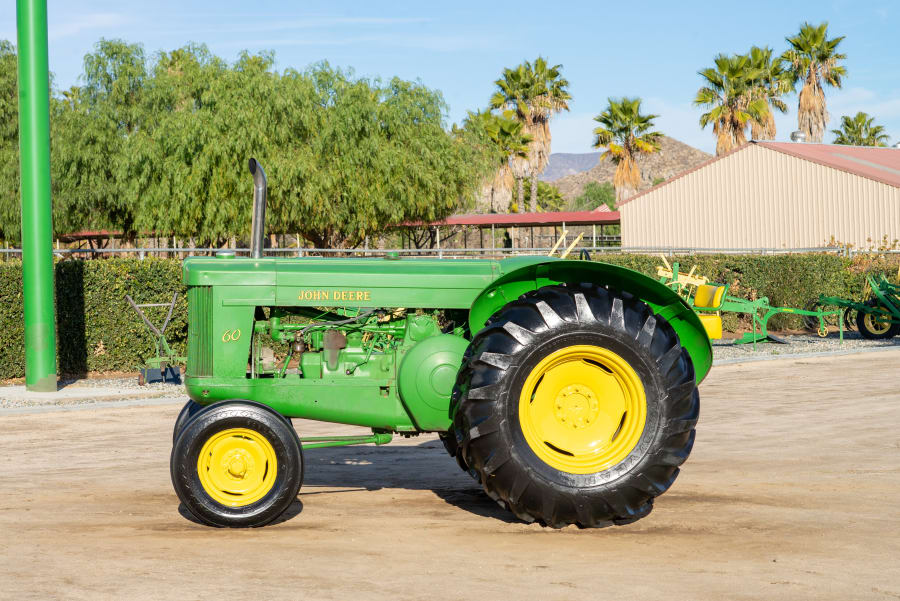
(619, 142, 900, 250)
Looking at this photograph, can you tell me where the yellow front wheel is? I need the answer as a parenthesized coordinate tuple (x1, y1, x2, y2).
(197, 428, 278, 506)
(171, 402, 303, 528)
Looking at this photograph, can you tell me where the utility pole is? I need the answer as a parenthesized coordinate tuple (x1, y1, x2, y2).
(17, 0, 57, 391)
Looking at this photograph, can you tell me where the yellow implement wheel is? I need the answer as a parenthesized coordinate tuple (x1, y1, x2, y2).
(857, 301, 899, 340)
(518, 345, 646, 474)
(863, 312, 892, 336)
(197, 428, 278, 507)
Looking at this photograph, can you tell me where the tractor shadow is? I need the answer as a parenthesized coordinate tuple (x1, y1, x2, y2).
(301, 440, 519, 524)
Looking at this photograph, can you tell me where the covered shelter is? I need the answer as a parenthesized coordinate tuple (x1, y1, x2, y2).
(401, 209, 621, 251)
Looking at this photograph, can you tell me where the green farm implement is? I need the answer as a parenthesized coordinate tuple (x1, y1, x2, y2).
(169, 159, 711, 529)
(657, 258, 842, 345)
(126, 293, 185, 385)
(816, 273, 900, 340)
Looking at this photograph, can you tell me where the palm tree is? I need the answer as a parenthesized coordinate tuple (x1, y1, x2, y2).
(463, 110, 532, 212)
(747, 46, 793, 140)
(592, 97, 662, 204)
(831, 112, 890, 147)
(781, 22, 847, 142)
(490, 58, 570, 212)
(694, 53, 768, 156)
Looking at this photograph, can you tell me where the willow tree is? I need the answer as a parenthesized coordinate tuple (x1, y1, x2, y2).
(52, 39, 150, 241)
(490, 57, 570, 212)
(831, 112, 890, 147)
(0, 40, 19, 243)
(592, 97, 662, 203)
(747, 46, 793, 140)
(782, 22, 847, 143)
(694, 53, 768, 155)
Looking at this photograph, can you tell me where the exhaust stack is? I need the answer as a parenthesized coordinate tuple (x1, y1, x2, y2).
(248, 158, 267, 259)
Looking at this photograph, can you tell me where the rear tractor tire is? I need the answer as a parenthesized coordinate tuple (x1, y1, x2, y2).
(171, 402, 303, 527)
(448, 284, 699, 528)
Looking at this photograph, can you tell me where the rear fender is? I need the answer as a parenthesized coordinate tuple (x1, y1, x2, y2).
(468, 260, 712, 383)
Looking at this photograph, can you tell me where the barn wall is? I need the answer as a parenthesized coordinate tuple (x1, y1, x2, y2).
(620, 145, 900, 249)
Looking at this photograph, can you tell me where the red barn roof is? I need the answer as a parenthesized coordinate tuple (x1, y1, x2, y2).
(756, 142, 900, 188)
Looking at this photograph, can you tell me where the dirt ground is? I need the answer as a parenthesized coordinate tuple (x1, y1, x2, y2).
(2, 351, 899, 601)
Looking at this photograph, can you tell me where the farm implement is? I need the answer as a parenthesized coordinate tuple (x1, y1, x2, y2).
(168, 159, 711, 529)
(816, 273, 900, 340)
(656, 257, 843, 345)
(126, 293, 185, 385)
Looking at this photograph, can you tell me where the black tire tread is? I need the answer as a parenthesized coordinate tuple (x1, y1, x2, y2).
(446, 283, 699, 528)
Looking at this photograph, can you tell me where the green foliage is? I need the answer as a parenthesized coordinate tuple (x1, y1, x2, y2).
(592, 97, 661, 202)
(781, 22, 847, 142)
(0, 258, 187, 379)
(781, 22, 847, 89)
(521, 181, 565, 212)
(831, 112, 890, 147)
(0, 40, 488, 248)
(571, 181, 616, 211)
(0, 40, 19, 243)
(460, 109, 530, 168)
(694, 54, 769, 155)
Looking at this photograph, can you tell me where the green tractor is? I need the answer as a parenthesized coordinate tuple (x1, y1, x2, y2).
(170, 159, 711, 528)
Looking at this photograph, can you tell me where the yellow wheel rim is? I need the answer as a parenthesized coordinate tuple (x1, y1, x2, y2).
(518, 345, 647, 474)
(197, 428, 278, 507)
(863, 311, 892, 335)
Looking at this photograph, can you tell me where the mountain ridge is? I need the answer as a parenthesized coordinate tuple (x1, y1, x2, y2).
(541, 137, 712, 201)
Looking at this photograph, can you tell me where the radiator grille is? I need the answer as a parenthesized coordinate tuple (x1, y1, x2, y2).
(187, 286, 213, 377)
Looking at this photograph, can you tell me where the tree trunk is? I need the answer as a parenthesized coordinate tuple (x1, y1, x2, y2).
(517, 178, 525, 212)
(529, 173, 538, 213)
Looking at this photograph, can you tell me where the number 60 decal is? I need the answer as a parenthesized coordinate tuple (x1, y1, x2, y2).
(221, 329, 242, 342)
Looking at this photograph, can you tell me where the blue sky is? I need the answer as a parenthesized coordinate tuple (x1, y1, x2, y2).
(2, 0, 898, 154)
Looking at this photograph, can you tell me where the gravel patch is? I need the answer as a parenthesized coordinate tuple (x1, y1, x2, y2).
(0, 376, 185, 411)
(712, 331, 900, 363)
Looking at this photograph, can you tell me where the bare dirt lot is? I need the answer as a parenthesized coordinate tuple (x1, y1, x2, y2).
(2, 350, 900, 601)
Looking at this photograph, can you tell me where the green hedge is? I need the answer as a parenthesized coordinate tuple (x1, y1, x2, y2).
(0, 258, 187, 380)
(0, 254, 897, 380)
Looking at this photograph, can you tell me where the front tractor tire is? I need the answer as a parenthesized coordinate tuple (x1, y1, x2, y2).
(450, 284, 699, 528)
(171, 402, 303, 527)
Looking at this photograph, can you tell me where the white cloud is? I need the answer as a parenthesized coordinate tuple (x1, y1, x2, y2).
(48, 13, 132, 41)
(828, 86, 900, 120)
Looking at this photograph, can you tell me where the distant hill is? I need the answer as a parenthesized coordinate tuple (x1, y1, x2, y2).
(538, 152, 601, 181)
(545, 137, 712, 201)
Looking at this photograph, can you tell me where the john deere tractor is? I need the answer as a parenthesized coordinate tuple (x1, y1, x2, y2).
(170, 159, 711, 528)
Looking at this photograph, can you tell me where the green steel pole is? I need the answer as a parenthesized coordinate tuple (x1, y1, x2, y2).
(17, 0, 57, 392)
